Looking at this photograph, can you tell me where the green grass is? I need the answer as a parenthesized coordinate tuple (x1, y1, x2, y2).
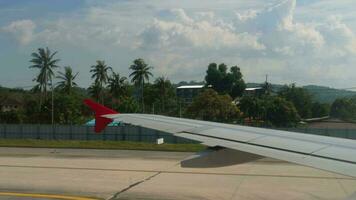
(0, 139, 206, 152)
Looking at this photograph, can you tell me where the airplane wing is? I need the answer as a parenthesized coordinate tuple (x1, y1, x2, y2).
(84, 99, 356, 178)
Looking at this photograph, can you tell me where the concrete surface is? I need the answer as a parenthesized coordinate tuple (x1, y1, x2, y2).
(0, 147, 355, 200)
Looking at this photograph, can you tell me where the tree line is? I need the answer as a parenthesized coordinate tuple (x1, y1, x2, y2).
(0, 47, 353, 127)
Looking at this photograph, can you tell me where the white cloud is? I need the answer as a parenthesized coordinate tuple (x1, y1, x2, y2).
(139, 9, 265, 51)
(318, 16, 356, 54)
(2, 19, 36, 45)
(2, 0, 356, 88)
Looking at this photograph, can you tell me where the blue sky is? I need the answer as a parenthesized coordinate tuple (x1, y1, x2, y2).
(1, 0, 356, 89)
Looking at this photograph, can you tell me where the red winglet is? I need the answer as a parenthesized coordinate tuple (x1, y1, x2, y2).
(83, 99, 119, 133)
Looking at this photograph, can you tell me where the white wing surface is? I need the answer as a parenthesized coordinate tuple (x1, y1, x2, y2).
(104, 113, 356, 177)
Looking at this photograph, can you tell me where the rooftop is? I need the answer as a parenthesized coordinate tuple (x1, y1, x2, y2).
(177, 85, 205, 89)
(245, 87, 263, 91)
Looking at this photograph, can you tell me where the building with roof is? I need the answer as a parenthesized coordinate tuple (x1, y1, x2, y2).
(176, 85, 205, 104)
(244, 87, 264, 96)
(0, 98, 23, 112)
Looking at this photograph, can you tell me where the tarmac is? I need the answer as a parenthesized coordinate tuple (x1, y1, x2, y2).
(0, 147, 355, 200)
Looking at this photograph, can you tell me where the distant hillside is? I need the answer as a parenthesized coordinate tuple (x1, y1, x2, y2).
(246, 83, 356, 104)
(303, 85, 356, 104)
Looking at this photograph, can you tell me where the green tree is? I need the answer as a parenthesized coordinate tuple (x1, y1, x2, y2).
(278, 84, 312, 119)
(53, 93, 83, 124)
(113, 96, 140, 113)
(108, 72, 128, 99)
(153, 76, 175, 113)
(264, 96, 300, 127)
(90, 60, 112, 103)
(56, 66, 79, 94)
(0, 111, 23, 124)
(205, 63, 223, 91)
(88, 82, 102, 102)
(239, 96, 265, 120)
(129, 58, 153, 112)
(29, 47, 60, 102)
(229, 66, 246, 98)
(330, 97, 356, 120)
(186, 89, 241, 122)
(205, 63, 246, 98)
(311, 102, 330, 118)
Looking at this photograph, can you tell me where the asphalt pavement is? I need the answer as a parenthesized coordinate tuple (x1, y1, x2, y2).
(0, 147, 355, 200)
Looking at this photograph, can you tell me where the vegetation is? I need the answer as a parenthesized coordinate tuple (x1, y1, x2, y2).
(186, 89, 241, 122)
(205, 63, 246, 98)
(56, 66, 79, 94)
(0, 46, 355, 129)
(90, 60, 112, 103)
(278, 84, 313, 119)
(0, 139, 206, 152)
(129, 58, 153, 112)
(239, 95, 300, 127)
(29, 47, 60, 107)
(330, 97, 356, 121)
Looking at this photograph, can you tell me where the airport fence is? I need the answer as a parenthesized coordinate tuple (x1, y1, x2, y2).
(0, 124, 197, 144)
(0, 124, 355, 143)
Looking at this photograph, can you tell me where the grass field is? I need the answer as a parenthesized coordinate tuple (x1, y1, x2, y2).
(0, 139, 206, 152)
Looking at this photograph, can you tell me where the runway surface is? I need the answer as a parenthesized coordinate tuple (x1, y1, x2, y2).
(0, 147, 355, 200)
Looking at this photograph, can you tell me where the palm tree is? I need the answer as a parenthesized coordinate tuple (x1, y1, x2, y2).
(108, 71, 128, 99)
(56, 66, 79, 94)
(29, 47, 60, 100)
(154, 76, 171, 112)
(90, 60, 112, 103)
(88, 82, 102, 102)
(129, 58, 153, 112)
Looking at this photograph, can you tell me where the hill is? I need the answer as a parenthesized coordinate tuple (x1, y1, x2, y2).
(245, 83, 356, 104)
(303, 85, 356, 104)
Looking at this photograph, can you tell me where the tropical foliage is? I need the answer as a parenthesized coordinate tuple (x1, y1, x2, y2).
(108, 72, 128, 99)
(56, 66, 78, 94)
(90, 60, 112, 103)
(186, 89, 241, 122)
(205, 63, 246, 98)
(129, 58, 153, 112)
(29, 47, 60, 101)
(2, 47, 352, 128)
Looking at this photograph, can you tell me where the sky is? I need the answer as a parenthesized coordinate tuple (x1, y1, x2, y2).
(1, 0, 356, 89)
